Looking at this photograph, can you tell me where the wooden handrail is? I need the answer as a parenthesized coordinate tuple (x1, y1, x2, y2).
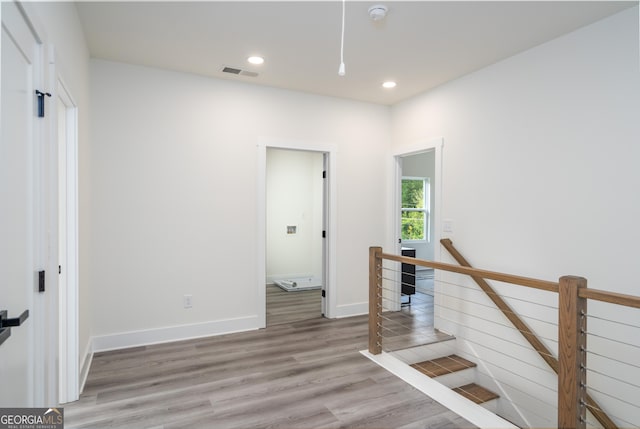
(579, 288, 640, 309)
(380, 250, 559, 293)
(369, 241, 633, 428)
(440, 239, 617, 429)
(439, 238, 559, 372)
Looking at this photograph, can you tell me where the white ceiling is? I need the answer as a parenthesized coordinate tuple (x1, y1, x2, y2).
(76, 1, 635, 105)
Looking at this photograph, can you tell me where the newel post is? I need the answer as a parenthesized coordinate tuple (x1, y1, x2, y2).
(369, 246, 383, 355)
(558, 276, 588, 429)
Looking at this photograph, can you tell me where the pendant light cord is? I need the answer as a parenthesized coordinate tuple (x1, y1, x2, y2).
(338, 0, 346, 76)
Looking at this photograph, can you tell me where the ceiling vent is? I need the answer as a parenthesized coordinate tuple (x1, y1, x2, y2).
(221, 66, 258, 78)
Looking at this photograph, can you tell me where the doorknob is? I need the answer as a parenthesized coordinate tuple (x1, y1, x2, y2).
(0, 309, 29, 347)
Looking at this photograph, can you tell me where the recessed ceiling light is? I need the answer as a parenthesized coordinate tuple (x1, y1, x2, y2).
(382, 81, 397, 89)
(247, 56, 264, 65)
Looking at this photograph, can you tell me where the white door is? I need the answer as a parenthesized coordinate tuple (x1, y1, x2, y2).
(0, 1, 42, 407)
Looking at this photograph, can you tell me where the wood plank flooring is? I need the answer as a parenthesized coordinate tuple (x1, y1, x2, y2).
(64, 315, 476, 429)
(266, 284, 321, 326)
(411, 355, 477, 378)
(381, 291, 451, 351)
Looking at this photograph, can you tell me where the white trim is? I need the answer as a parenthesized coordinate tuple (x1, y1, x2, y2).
(90, 316, 260, 353)
(391, 138, 444, 315)
(392, 138, 444, 258)
(334, 302, 368, 318)
(401, 176, 430, 242)
(257, 138, 338, 324)
(56, 77, 79, 404)
(361, 350, 518, 429)
(78, 341, 93, 395)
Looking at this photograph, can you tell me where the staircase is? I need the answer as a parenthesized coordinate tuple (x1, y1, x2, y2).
(410, 354, 500, 412)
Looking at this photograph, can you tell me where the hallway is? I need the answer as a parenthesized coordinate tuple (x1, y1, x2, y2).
(65, 316, 475, 428)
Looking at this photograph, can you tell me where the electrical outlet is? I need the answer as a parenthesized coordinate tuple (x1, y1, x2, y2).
(183, 294, 193, 309)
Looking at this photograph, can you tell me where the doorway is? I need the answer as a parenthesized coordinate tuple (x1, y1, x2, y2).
(393, 139, 443, 327)
(265, 148, 324, 326)
(257, 140, 337, 328)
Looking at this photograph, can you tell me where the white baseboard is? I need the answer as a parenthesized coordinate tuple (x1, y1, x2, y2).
(90, 316, 260, 353)
(79, 341, 93, 394)
(334, 301, 368, 318)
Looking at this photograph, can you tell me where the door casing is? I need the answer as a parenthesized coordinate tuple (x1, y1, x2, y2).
(392, 139, 444, 312)
(257, 138, 337, 327)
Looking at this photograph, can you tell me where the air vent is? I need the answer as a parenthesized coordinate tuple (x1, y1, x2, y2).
(222, 66, 241, 74)
(221, 66, 258, 78)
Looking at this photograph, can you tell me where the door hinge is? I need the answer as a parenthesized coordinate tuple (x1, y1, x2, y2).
(36, 90, 52, 118)
(38, 270, 45, 293)
(322, 170, 326, 179)
(322, 230, 326, 238)
(59, 265, 62, 274)
(321, 290, 326, 298)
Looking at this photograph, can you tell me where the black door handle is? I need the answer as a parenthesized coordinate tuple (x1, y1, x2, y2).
(0, 309, 29, 327)
(0, 309, 29, 347)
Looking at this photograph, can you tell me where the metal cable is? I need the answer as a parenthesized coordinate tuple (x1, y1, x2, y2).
(585, 313, 640, 330)
(437, 301, 559, 347)
(436, 277, 559, 311)
(584, 366, 640, 390)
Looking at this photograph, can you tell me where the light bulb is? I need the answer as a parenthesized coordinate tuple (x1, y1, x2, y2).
(247, 56, 264, 65)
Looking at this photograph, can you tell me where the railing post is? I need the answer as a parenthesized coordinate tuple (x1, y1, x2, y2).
(369, 246, 383, 355)
(558, 276, 587, 429)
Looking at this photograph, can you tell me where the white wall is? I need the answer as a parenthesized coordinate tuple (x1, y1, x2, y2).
(21, 0, 92, 387)
(391, 7, 639, 428)
(266, 148, 323, 281)
(88, 59, 390, 346)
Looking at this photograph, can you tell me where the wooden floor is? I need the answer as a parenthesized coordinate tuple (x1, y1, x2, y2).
(266, 284, 321, 326)
(381, 290, 451, 351)
(65, 315, 476, 428)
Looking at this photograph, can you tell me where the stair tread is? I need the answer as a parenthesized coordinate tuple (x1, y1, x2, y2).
(410, 354, 477, 377)
(453, 383, 500, 404)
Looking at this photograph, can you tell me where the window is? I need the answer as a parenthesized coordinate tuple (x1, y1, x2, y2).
(401, 177, 430, 241)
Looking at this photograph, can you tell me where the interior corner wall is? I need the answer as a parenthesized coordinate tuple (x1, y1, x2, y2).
(390, 7, 639, 428)
(22, 1, 93, 378)
(88, 59, 390, 344)
(266, 148, 323, 282)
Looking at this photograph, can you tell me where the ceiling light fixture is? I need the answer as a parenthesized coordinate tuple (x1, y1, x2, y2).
(338, 0, 346, 76)
(382, 81, 397, 89)
(247, 56, 264, 65)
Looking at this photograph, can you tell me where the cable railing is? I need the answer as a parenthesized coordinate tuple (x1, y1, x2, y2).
(582, 302, 640, 428)
(375, 258, 447, 352)
(369, 241, 640, 429)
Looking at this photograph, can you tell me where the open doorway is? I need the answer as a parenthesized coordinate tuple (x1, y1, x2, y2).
(265, 148, 326, 326)
(394, 142, 442, 331)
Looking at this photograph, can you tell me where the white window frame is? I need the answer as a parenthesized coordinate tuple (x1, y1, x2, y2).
(401, 176, 430, 243)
